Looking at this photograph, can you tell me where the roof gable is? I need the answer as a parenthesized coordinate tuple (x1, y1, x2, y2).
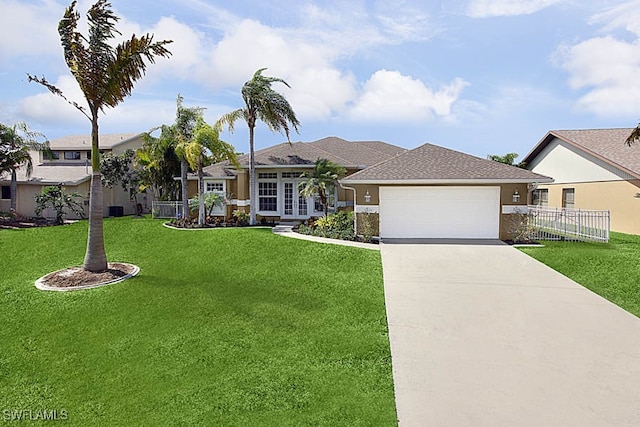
(523, 129, 640, 179)
(342, 143, 552, 183)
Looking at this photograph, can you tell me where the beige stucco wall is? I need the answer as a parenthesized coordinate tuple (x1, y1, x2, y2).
(536, 180, 640, 235)
(110, 136, 144, 155)
(349, 183, 529, 240)
(10, 180, 149, 219)
(12, 182, 90, 220)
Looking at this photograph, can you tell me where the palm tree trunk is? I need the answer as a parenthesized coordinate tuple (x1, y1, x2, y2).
(249, 125, 256, 226)
(181, 159, 189, 219)
(10, 169, 17, 211)
(83, 114, 108, 272)
(198, 162, 205, 226)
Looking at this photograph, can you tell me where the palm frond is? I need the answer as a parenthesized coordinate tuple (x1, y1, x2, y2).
(215, 109, 245, 133)
(626, 124, 640, 146)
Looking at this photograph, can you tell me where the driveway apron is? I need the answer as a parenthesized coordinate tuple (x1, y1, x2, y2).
(380, 240, 640, 427)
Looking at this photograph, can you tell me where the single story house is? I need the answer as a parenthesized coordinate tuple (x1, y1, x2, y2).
(522, 129, 640, 235)
(341, 143, 552, 239)
(187, 136, 407, 219)
(195, 137, 552, 240)
(0, 133, 147, 219)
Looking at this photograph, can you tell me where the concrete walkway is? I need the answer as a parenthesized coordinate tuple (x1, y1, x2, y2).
(380, 240, 640, 427)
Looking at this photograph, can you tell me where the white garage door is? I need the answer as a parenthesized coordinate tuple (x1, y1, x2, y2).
(379, 186, 501, 239)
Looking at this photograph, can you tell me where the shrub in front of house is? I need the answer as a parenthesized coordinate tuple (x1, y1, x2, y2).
(297, 211, 355, 241)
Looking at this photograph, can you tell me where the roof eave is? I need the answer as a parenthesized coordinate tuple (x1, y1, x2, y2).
(339, 178, 555, 185)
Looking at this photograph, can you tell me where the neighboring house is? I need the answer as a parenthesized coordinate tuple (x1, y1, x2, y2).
(195, 137, 552, 239)
(522, 129, 640, 235)
(341, 143, 552, 240)
(187, 136, 407, 221)
(0, 133, 147, 218)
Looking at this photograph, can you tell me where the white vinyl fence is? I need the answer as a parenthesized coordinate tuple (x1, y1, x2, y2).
(152, 201, 181, 219)
(528, 205, 610, 243)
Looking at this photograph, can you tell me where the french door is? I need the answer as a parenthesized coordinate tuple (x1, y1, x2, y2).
(283, 181, 309, 219)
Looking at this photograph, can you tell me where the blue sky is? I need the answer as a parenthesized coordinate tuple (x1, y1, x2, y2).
(1, 0, 640, 159)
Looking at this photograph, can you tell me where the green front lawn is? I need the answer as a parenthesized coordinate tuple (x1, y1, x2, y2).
(0, 218, 396, 426)
(520, 232, 640, 318)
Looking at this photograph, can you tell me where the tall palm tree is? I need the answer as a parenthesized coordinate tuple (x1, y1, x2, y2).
(298, 159, 346, 217)
(28, 0, 171, 272)
(172, 95, 204, 219)
(216, 68, 300, 225)
(0, 122, 49, 211)
(182, 118, 238, 226)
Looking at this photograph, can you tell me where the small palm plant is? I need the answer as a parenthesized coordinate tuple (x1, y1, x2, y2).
(298, 159, 346, 217)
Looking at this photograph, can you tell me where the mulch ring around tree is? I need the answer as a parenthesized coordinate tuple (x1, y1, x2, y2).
(0, 217, 60, 229)
(35, 263, 140, 292)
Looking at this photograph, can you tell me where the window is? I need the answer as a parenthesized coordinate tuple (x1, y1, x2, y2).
(258, 172, 277, 179)
(64, 151, 81, 160)
(282, 171, 302, 179)
(1, 185, 10, 200)
(562, 188, 575, 209)
(206, 182, 224, 193)
(532, 189, 548, 207)
(258, 182, 278, 211)
(43, 151, 59, 160)
(86, 150, 104, 160)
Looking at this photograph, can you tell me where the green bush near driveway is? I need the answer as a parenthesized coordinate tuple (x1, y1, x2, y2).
(520, 232, 640, 318)
(0, 217, 397, 426)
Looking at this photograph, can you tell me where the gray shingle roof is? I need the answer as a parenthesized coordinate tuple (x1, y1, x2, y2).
(47, 133, 141, 149)
(342, 143, 553, 183)
(523, 128, 640, 178)
(1, 164, 91, 186)
(201, 136, 406, 178)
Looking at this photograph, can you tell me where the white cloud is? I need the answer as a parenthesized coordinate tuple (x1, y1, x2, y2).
(348, 70, 469, 122)
(14, 1, 457, 131)
(0, 0, 62, 60)
(466, 0, 562, 18)
(589, 1, 640, 36)
(19, 75, 88, 126)
(555, 2, 640, 117)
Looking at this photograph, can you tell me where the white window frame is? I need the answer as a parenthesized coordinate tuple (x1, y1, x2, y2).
(562, 188, 575, 209)
(532, 189, 548, 207)
(205, 181, 224, 193)
(257, 174, 278, 214)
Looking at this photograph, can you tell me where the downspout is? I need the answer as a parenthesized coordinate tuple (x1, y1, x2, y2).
(527, 182, 539, 206)
(338, 180, 357, 234)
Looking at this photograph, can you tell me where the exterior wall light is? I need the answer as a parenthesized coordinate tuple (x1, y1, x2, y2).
(364, 190, 371, 203)
(512, 189, 520, 203)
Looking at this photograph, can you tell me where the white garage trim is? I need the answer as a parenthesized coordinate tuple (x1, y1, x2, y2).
(379, 186, 501, 239)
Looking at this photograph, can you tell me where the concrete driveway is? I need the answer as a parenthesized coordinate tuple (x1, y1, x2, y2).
(380, 240, 640, 427)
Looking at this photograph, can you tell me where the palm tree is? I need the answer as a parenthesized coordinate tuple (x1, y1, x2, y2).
(172, 95, 204, 219)
(137, 127, 182, 201)
(0, 122, 49, 211)
(216, 68, 300, 225)
(28, 0, 171, 272)
(298, 159, 346, 217)
(182, 118, 238, 226)
(626, 123, 640, 146)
